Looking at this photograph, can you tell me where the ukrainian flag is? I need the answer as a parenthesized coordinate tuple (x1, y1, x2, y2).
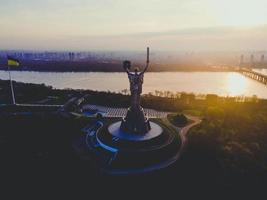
(7, 56, 20, 66)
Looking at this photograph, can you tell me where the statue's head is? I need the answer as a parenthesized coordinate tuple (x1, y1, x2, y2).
(135, 67, 139, 74)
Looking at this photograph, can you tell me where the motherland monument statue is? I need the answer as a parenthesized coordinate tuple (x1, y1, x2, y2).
(120, 47, 151, 134)
(82, 47, 180, 174)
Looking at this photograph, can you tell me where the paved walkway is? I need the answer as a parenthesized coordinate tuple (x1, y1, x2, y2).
(104, 115, 201, 175)
(83, 104, 170, 118)
(167, 115, 202, 159)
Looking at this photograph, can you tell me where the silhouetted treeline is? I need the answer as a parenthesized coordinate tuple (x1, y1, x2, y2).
(184, 101, 267, 192)
(0, 59, 235, 72)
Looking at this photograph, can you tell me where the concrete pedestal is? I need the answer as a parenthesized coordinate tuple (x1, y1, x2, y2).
(109, 121, 162, 141)
(120, 107, 151, 135)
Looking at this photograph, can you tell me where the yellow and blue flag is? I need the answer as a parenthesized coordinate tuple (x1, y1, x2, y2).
(7, 56, 20, 67)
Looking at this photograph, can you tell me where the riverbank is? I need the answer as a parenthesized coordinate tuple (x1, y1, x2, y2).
(1, 79, 266, 110)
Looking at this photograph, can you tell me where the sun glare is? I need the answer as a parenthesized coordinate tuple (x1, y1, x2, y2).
(227, 73, 247, 96)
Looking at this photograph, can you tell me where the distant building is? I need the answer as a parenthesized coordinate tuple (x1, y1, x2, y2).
(261, 54, 265, 64)
(240, 54, 244, 66)
(250, 54, 254, 66)
(69, 52, 75, 60)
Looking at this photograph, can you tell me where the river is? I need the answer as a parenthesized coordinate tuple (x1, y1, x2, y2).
(1, 71, 267, 98)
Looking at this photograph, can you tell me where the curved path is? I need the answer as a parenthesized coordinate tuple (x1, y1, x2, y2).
(167, 115, 201, 159)
(106, 115, 201, 175)
(82, 109, 201, 175)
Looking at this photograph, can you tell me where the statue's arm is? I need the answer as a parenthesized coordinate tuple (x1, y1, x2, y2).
(141, 47, 149, 74)
(141, 63, 149, 74)
(123, 60, 131, 74)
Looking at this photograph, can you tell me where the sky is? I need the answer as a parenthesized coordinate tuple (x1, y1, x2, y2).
(1, 0, 267, 51)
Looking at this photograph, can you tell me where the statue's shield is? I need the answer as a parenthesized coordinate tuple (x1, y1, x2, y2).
(123, 60, 131, 70)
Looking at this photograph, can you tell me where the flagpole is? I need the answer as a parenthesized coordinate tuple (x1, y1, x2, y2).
(8, 65, 16, 105)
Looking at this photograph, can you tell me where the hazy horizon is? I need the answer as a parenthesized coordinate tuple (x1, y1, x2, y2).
(1, 0, 267, 51)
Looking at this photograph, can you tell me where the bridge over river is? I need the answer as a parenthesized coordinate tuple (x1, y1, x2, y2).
(239, 68, 267, 85)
